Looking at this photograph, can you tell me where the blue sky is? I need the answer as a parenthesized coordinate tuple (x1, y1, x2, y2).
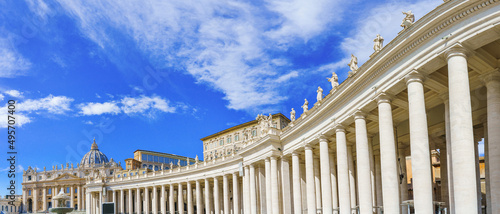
(0, 0, 448, 195)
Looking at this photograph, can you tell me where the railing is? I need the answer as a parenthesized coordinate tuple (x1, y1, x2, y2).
(401, 200, 447, 214)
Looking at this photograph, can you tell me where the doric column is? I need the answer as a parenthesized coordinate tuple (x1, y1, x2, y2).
(314, 157, 322, 210)
(86, 192, 91, 214)
(70, 186, 74, 209)
(232, 173, 240, 214)
(214, 177, 220, 214)
(399, 148, 409, 214)
(292, 152, 303, 214)
(99, 191, 103, 214)
(440, 143, 449, 207)
(270, 156, 280, 214)
(347, 146, 357, 211)
(196, 180, 203, 214)
(305, 145, 317, 214)
(445, 45, 478, 214)
(368, 138, 376, 208)
(374, 154, 383, 208)
(188, 182, 193, 214)
(249, 164, 257, 214)
(483, 121, 491, 214)
(223, 175, 229, 214)
(281, 157, 293, 214)
(112, 190, 117, 213)
(78, 186, 82, 210)
(128, 189, 133, 214)
(204, 179, 211, 214)
(153, 186, 158, 214)
(265, 158, 272, 214)
(376, 93, 400, 214)
(170, 184, 175, 214)
(329, 151, 338, 210)
(335, 127, 351, 214)
(43, 187, 47, 211)
(354, 111, 374, 214)
(33, 188, 38, 213)
(441, 93, 455, 214)
(319, 135, 333, 214)
(482, 69, 500, 213)
(136, 188, 142, 214)
(120, 189, 124, 214)
(243, 166, 250, 214)
(161, 185, 166, 214)
(405, 71, 433, 213)
(179, 183, 185, 214)
(144, 187, 150, 214)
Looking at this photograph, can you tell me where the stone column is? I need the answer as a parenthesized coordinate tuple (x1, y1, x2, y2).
(270, 156, 280, 214)
(368, 138, 376, 208)
(161, 185, 166, 214)
(482, 70, 500, 213)
(374, 154, 383, 208)
(354, 111, 374, 214)
(179, 183, 185, 214)
(336, 127, 351, 214)
(136, 188, 142, 214)
(86, 192, 91, 214)
(145, 187, 150, 214)
(441, 94, 455, 214)
(169, 184, 175, 214)
(446, 45, 478, 214)
(249, 164, 257, 214)
(188, 182, 193, 214)
(196, 180, 203, 214)
(399, 148, 409, 214)
(223, 175, 229, 214)
(281, 157, 293, 214)
(440, 143, 449, 206)
(120, 189, 125, 214)
(78, 186, 82, 210)
(233, 173, 240, 214)
(405, 71, 433, 213)
(347, 146, 356, 213)
(376, 93, 400, 214)
(292, 152, 303, 214)
(69, 186, 74, 209)
(243, 166, 250, 214)
(319, 136, 333, 214)
(329, 151, 338, 211)
(483, 121, 491, 214)
(305, 145, 317, 214)
(314, 157, 322, 210)
(99, 191, 103, 214)
(129, 189, 133, 214)
(33, 188, 38, 213)
(213, 177, 219, 214)
(264, 158, 272, 214)
(42, 187, 47, 211)
(204, 179, 211, 214)
(153, 186, 158, 214)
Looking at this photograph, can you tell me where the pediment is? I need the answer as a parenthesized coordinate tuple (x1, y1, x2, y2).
(53, 173, 80, 180)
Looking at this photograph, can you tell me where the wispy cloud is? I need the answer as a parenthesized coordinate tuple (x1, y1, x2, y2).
(4, 90, 24, 98)
(0, 38, 31, 78)
(78, 95, 177, 118)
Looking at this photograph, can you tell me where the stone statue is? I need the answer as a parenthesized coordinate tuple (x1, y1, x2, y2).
(53, 166, 55, 170)
(302, 99, 309, 113)
(290, 108, 296, 122)
(195, 155, 199, 163)
(327, 72, 339, 91)
(316, 86, 323, 102)
(187, 158, 190, 165)
(61, 164, 64, 170)
(401, 11, 415, 29)
(348, 54, 358, 73)
(177, 159, 181, 166)
(373, 34, 384, 52)
(170, 162, 173, 169)
(44, 166, 46, 171)
(267, 113, 273, 128)
(71, 163, 74, 169)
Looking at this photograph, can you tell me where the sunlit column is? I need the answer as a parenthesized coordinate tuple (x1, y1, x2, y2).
(347, 145, 357, 212)
(152, 186, 158, 214)
(86, 192, 91, 214)
(78, 186, 82, 210)
(144, 187, 150, 214)
(354, 111, 373, 214)
(281, 157, 293, 214)
(329, 151, 338, 211)
(336, 127, 351, 214)
(136, 188, 142, 214)
(161, 185, 166, 214)
(405, 71, 433, 213)
(399, 148, 409, 214)
(249, 164, 257, 214)
(314, 157, 322, 210)
(270, 156, 280, 214)
(120, 189, 124, 214)
(196, 180, 203, 214)
(179, 183, 185, 214)
(233, 173, 240, 214)
(223, 175, 229, 214)
(204, 179, 211, 214)
(292, 152, 303, 214)
(169, 184, 175, 214)
(128, 189, 133, 214)
(264, 158, 272, 214)
(318, 135, 333, 214)
(188, 182, 193, 214)
(305, 145, 317, 214)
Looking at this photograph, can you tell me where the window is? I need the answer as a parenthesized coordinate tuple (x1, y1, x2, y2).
(159, 157, 164, 163)
(28, 190, 31, 196)
(75, 188, 77, 193)
(148, 155, 153, 162)
(66, 187, 70, 193)
(154, 166, 159, 171)
(227, 137, 231, 144)
(123, 174, 127, 177)
(154, 156, 158, 162)
(28, 176, 31, 181)
(234, 135, 239, 141)
(110, 171, 113, 175)
(252, 130, 257, 136)
(117, 175, 120, 178)
(48, 188, 52, 195)
(39, 176, 42, 180)
(130, 173, 133, 176)
(142, 164, 147, 168)
(142, 154, 147, 161)
(143, 171, 146, 174)
(148, 165, 153, 170)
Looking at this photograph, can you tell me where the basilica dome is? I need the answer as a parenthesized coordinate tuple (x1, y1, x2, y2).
(80, 139, 109, 167)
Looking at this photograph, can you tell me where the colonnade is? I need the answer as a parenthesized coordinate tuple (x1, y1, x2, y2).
(22, 185, 86, 213)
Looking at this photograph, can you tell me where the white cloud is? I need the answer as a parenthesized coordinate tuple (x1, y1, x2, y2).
(0, 109, 31, 128)
(0, 94, 4, 101)
(0, 38, 31, 78)
(275, 71, 299, 83)
(95, 93, 101, 98)
(78, 102, 120, 115)
(4, 90, 23, 98)
(50, 0, 347, 111)
(19, 95, 74, 114)
(83, 120, 93, 125)
(78, 95, 176, 117)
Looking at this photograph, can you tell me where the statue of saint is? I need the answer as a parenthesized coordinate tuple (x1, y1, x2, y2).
(177, 159, 181, 166)
(170, 162, 173, 169)
(401, 11, 415, 29)
(290, 108, 296, 122)
(327, 72, 339, 90)
(195, 155, 199, 163)
(373, 34, 384, 52)
(317, 86, 323, 102)
(302, 99, 309, 113)
(348, 54, 358, 73)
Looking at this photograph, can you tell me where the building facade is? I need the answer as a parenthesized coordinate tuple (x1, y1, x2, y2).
(23, 0, 500, 214)
(0, 195, 22, 214)
(127, 150, 196, 171)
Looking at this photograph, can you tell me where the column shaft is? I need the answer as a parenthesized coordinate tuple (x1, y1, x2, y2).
(196, 180, 203, 214)
(223, 175, 230, 214)
(129, 189, 133, 214)
(484, 70, 500, 213)
(292, 153, 303, 214)
(354, 113, 373, 214)
(336, 128, 351, 214)
(145, 188, 149, 214)
(270, 156, 280, 214)
(265, 158, 272, 214)
(136, 188, 142, 214)
(204, 179, 211, 214)
(250, 165, 257, 214)
(153, 186, 158, 214)
(305, 146, 317, 214)
(162, 185, 166, 214)
(188, 182, 193, 214)
(120, 189, 125, 214)
(233, 173, 240, 214)
(319, 137, 333, 214)
(347, 146, 357, 212)
(179, 183, 185, 214)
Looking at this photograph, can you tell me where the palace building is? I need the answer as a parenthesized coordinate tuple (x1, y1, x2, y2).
(22, 0, 500, 214)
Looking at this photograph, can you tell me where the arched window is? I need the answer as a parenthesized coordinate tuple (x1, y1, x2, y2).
(148, 165, 153, 170)
(154, 166, 159, 171)
(142, 164, 147, 168)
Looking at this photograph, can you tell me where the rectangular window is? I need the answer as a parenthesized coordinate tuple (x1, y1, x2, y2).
(227, 137, 231, 144)
(148, 155, 153, 162)
(28, 190, 31, 196)
(219, 140, 223, 146)
(66, 187, 70, 193)
(141, 154, 147, 161)
(154, 156, 158, 162)
(48, 188, 52, 195)
(235, 135, 239, 141)
(159, 157, 164, 163)
(75, 188, 77, 193)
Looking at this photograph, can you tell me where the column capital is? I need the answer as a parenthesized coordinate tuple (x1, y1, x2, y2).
(317, 134, 329, 142)
(404, 70, 427, 85)
(375, 92, 393, 104)
(291, 151, 300, 157)
(304, 145, 313, 151)
(443, 43, 471, 60)
(480, 68, 500, 85)
(353, 110, 367, 120)
(335, 124, 346, 133)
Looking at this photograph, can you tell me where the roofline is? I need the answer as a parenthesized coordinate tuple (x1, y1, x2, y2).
(200, 113, 290, 141)
(133, 149, 196, 161)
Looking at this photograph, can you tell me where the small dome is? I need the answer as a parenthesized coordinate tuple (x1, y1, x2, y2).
(80, 139, 109, 167)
